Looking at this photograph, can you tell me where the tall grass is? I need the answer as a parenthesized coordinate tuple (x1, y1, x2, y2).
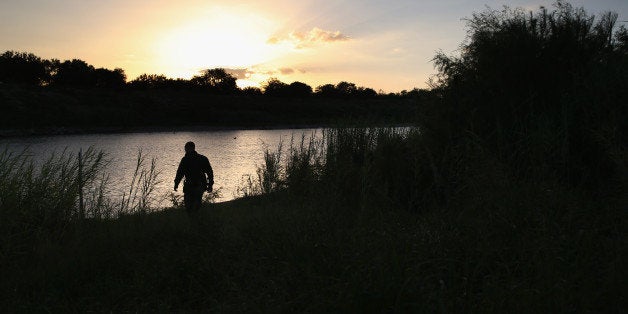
(243, 122, 625, 311)
(119, 149, 162, 214)
(0, 146, 165, 244)
(0, 147, 107, 235)
(236, 132, 325, 198)
(250, 127, 447, 211)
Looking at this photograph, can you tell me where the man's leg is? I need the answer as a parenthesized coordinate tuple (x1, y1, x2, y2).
(192, 191, 203, 212)
(185, 189, 203, 215)
(184, 192, 194, 214)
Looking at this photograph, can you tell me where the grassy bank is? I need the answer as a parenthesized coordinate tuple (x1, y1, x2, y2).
(1, 188, 624, 312)
(1, 128, 624, 312)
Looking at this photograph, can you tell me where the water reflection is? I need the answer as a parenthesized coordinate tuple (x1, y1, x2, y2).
(0, 128, 322, 205)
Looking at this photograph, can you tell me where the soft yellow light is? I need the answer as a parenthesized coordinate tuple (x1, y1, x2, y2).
(154, 7, 279, 79)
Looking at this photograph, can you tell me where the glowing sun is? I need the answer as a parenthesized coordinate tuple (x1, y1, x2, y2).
(155, 8, 279, 78)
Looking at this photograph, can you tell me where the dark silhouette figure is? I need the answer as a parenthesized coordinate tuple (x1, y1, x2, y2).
(174, 141, 214, 214)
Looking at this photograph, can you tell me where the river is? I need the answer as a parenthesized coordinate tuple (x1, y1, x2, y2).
(0, 128, 322, 206)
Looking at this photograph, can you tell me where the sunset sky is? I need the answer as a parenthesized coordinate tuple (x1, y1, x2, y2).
(1, 0, 626, 92)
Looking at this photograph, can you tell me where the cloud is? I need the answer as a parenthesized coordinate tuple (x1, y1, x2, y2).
(267, 27, 350, 48)
(224, 66, 305, 85)
(279, 67, 294, 75)
(225, 68, 254, 79)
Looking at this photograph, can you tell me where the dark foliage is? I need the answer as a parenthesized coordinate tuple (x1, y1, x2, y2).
(428, 0, 627, 192)
(52, 59, 98, 87)
(0, 51, 49, 85)
(261, 77, 289, 97)
(0, 52, 426, 131)
(314, 81, 377, 98)
(190, 68, 238, 94)
(287, 81, 313, 97)
(240, 86, 263, 96)
(262, 79, 313, 97)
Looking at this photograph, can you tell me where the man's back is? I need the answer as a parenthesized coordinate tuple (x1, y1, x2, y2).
(174, 141, 214, 214)
(175, 151, 213, 188)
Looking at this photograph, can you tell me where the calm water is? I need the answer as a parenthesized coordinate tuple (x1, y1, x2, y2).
(0, 128, 322, 205)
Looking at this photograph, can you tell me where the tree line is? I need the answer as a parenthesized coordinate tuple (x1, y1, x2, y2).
(0, 52, 423, 131)
(0, 51, 425, 99)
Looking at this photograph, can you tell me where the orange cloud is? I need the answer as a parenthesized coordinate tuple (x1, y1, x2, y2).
(225, 68, 253, 79)
(267, 27, 350, 48)
(279, 67, 294, 75)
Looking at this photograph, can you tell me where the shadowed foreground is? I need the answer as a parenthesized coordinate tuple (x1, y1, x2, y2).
(1, 188, 623, 312)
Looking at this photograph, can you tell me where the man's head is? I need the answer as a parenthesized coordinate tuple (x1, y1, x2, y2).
(184, 141, 195, 153)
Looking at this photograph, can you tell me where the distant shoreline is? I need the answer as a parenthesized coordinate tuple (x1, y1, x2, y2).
(0, 125, 319, 138)
(0, 122, 415, 138)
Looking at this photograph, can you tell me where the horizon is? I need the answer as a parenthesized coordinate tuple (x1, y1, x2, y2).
(1, 0, 626, 93)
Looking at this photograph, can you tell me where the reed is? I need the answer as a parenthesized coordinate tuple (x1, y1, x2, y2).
(119, 149, 162, 214)
(0, 146, 166, 242)
(0, 147, 107, 235)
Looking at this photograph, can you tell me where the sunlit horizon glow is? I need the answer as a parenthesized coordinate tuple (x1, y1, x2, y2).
(153, 7, 282, 80)
(1, 0, 627, 92)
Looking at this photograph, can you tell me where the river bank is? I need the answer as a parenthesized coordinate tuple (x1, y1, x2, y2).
(2, 186, 623, 312)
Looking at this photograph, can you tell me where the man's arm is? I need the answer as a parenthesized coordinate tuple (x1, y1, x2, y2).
(174, 158, 185, 191)
(204, 156, 214, 191)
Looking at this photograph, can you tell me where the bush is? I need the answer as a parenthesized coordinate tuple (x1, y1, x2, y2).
(429, 1, 627, 191)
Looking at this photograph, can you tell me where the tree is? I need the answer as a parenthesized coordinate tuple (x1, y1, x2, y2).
(0, 51, 49, 85)
(95, 68, 126, 88)
(355, 87, 377, 98)
(314, 81, 376, 98)
(286, 81, 312, 97)
(314, 84, 337, 97)
(241, 86, 263, 96)
(128, 74, 169, 89)
(51, 59, 96, 87)
(615, 25, 628, 54)
(335, 81, 357, 97)
(430, 1, 628, 188)
(262, 78, 288, 97)
(191, 68, 238, 94)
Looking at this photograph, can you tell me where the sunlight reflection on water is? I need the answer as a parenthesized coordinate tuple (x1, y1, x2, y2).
(0, 128, 322, 206)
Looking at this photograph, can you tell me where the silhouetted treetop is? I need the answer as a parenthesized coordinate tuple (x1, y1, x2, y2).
(129, 74, 170, 89)
(241, 86, 263, 96)
(95, 68, 126, 88)
(314, 84, 336, 97)
(51, 59, 97, 87)
(0, 51, 49, 85)
(262, 78, 289, 97)
(314, 82, 377, 98)
(191, 68, 238, 94)
(0, 50, 416, 97)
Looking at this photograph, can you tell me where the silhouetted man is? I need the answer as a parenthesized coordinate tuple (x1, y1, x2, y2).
(174, 141, 214, 214)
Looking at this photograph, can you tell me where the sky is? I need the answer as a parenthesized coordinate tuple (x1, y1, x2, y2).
(1, 0, 627, 92)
